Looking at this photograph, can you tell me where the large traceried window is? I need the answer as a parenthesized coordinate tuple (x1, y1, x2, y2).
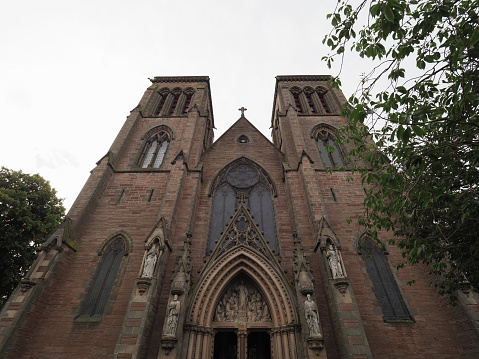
(139, 130, 170, 168)
(315, 126, 344, 168)
(208, 161, 277, 253)
(359, 236, 412, 322)
(78, 236, 126, 319)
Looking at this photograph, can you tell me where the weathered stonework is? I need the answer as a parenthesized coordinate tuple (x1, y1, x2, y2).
(0, 76, 478, 359)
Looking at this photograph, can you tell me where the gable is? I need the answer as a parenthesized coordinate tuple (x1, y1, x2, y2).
(200, 117, 285, 183)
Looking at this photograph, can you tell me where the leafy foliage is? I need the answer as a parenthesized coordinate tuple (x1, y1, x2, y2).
(323, 0, 479, 301)
(0, 167, 65, 309)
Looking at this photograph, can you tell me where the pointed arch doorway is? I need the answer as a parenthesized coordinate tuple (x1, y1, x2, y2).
(184, 246, 300, 359)
(212, 276, 272, 359)
(212, 330, 271, 359)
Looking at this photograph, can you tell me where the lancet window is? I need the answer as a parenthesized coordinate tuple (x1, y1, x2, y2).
(289, 86, 336, 115)
(150, 87, 195, 116)
(208, 161, 276, 253)
(314, 126, 344, 167)
(139, 130, 170, 168)
(359, 236, 412, 322)
(154, 90, 169, 115)
(291, 87, 303, 113)
(78, 235, 126, 319)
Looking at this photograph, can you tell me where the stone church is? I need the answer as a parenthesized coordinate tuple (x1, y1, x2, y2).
(1, 75, 479, 359)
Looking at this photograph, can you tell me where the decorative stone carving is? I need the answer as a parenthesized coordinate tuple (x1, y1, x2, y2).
(307, 337, 324, 356)
(314, 216, 341, 252)
(292, 232, 314, 295)
(304, 294, 321, 337)
(164, 294, 181, 337)
(137, 217, 170, 295)
(326, 244, 344, 279)
(209, 193, 277, 262)
(20, 279, 36, 294)
(333, 279, 349, 296)
(136, 279, 151, 296)
(214, 279, 271, 323)
(171, 233, 192, 295)
(161, 337, 177, 355)
(141, 242, 159, 278)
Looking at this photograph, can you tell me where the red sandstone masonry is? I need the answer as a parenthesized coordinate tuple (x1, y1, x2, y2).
(3, 76, 479, 359)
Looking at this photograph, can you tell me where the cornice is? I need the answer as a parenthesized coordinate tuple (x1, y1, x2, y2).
(149, 76, 210, 83)
(275, 75, 332, 82)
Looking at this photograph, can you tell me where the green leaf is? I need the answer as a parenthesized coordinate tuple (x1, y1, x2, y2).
(382, 4, 395, 22)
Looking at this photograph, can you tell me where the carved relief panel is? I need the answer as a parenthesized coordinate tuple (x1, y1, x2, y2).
(214, 278, 271, 323)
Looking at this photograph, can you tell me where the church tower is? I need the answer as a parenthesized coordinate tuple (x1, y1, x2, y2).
(1, 76, 479, 359)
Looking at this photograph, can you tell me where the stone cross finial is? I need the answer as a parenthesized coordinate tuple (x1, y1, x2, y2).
(238, 107, 247, 117)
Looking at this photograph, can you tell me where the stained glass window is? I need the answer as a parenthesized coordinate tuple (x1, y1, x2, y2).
(140, 131, 170, 168)
(78, 236, 125, 319)
(316, 128, 344, 167)
(208, 162, 276, 253)
(360, 237, 412, 321)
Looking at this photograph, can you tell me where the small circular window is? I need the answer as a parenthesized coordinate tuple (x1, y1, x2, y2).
(238, 135, 249, 143)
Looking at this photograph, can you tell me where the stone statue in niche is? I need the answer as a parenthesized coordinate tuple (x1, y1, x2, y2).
(214, 280, 271, 322)
(164, 294, 180, 337)
(326, 244, 344, 279)
(304, 294, 321, 337)
(141, 242, 159, 278)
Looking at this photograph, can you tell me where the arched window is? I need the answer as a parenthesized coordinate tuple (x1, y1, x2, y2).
(139, 131, 170, 168)
(290, 87, 303, 113)
(78, 236, 126, 319)
(315, 87, 333, 114)
(182, 88, 195, 114)
(315, 126, 344, 167)
(304, 89, 316, 113)
(208, 161, 276, 253)
(359, 236, 412, 322)
(154, 90, 169, 115)
(169, 92, 180, 114)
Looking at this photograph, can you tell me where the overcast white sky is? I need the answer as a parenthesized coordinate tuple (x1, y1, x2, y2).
(1, 0, 370, 212)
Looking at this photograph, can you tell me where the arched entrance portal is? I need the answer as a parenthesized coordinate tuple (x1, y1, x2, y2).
(212, 330, 271, 359)
(213, 332, 237, 359)
(248, 332, 271, 359)
(184, 246, 300, 359)
(212, 276, 272, 359)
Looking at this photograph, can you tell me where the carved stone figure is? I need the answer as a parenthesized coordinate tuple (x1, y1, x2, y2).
(238, 280, 248, 311)
(261, 300, 270, 321)
(216, 299, 225, 322)
(326, 244, 344, 279)
(304, 294, 321, 337)
(164, 294, 180, 337)
(141, 242, 159, 278)
(214, 280, 271, 322)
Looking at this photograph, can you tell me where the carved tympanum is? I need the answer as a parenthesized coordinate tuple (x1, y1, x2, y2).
(214, 279, 271, 323)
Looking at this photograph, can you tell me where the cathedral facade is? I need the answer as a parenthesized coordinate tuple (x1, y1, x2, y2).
(1, 75, 479, 358)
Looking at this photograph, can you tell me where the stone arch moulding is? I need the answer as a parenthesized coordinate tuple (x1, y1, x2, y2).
(309, 122, 339, 139)
(352, 229, 391, 255)
(207, 156, 278, 197)
(141, 124, 175, 140)
(97, 230, 132, 256)
(184, 246, 300, 358)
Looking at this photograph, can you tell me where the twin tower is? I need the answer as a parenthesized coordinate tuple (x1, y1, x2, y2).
(1, 76, 478, 358)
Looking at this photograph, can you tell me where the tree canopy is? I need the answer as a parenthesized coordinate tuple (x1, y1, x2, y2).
(0, 167, 65, 309)
(323, 0, 479, 301)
